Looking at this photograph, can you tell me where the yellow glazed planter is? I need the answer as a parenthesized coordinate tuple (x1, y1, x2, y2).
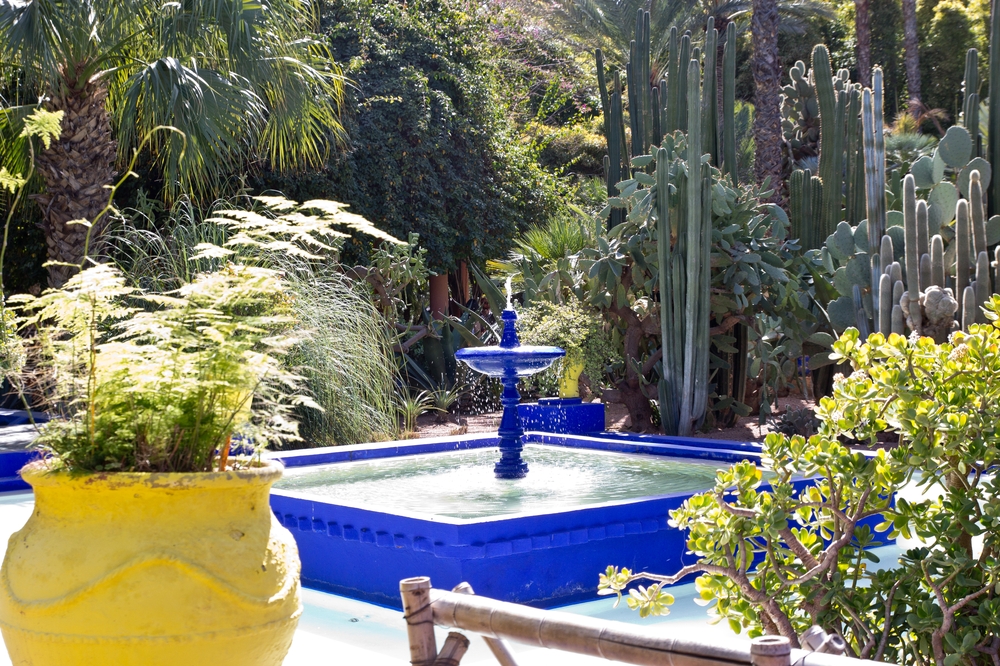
(558, 357, 585, 399)
(0, 459, 301, 666)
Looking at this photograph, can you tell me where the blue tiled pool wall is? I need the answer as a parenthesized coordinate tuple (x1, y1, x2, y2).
(270, 433, 769, 609)
(270, 433, 893, 610)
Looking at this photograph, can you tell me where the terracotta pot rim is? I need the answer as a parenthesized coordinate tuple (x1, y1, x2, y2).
(19, 457, 284, 490)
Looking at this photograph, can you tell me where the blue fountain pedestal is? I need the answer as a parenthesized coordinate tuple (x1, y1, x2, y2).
(454, 309, 564, 480)
(496, 372, 529, 479)
(518, 398, 606, 435)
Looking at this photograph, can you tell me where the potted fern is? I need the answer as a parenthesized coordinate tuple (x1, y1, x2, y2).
(0, 183, 401, 664)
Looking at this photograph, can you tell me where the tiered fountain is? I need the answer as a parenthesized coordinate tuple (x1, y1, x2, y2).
(454, 289, 564, 478)
(266, 281, 780, 608)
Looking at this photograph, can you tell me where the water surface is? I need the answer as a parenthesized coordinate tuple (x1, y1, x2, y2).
(275, 445, 746, 519)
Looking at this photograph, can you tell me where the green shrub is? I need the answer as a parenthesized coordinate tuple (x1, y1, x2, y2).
(601, 304, 1000, 660)
(258, 0, 568, 273)
(517, 299, 615, 394)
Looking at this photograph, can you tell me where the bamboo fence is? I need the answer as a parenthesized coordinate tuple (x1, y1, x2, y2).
(400, 577, 882, 666)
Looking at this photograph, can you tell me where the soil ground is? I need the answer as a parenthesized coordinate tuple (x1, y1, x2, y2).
(412, 394, 815, 442)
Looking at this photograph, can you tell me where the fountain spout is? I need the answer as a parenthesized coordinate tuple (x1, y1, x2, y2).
(499, 309, 520, 348)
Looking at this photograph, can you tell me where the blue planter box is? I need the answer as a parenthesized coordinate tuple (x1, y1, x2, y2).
(518, 398, 605, 435)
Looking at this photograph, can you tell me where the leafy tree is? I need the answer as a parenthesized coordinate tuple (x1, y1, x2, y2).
(918, 0, 975, 121)
(602, 312, 1000, 662)
(260, 0, 565, 274)
(0, 0, 343, 287)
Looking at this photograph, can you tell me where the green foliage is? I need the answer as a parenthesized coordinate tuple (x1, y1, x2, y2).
(260, 0, 566, 273)
(396, 389, 438, 434)
(526, 121, 607, 177)
(107, 197, 401, 448)
(919, 0, 976, 120)
(0, 0, 344, 200)
(13, 195, 407, 471)
(16, 262, 310, 473)
(603, 317, 1000, 660)
(517, 299, 616, 392)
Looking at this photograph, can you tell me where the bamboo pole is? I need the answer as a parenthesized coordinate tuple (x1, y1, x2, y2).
(452, 583, 520, 666)
(433, 632, 471, 666)
(751, 637, 791, 666)
(401, 577, 438, 666)
(425, 586, 882, 666)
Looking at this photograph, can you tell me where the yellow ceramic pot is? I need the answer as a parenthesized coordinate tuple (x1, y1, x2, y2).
(558, 357, 585, 399)
(0, 460, 301, 666)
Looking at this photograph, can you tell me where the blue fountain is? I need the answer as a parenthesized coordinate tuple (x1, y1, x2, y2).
(455, 307, 564, 479)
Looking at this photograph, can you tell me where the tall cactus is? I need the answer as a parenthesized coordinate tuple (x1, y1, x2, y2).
(665, 27, 680, 134)
(813, 45, 844, 238)
(655, 147, 677, 434)
(862, 68, 887, 325)
(845, 87, 864, 225)
(963, 49, 980, 156)
(903, 174, 922, 333)
(989, 0, 1000, 215)
(702, 18, 719, 165)
(679, 57, 705, 436)
(956, 199, 972, 323)
(722, 22, 737, 183)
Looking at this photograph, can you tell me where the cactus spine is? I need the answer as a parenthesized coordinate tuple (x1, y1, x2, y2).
(845, 87, 864, 225)
(879, 272, 892, 334)
(665, 27, 680, 134)
(963, 286, 977, 330)
(723, 22, 737, 183)
(813, 45, 844, 238)
(971, 170, 987, 254)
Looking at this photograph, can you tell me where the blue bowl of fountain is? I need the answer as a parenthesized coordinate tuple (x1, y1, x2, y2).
(454, 345, 565, 377)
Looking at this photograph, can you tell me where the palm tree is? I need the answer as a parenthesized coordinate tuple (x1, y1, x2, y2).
(0, 0, 343, 287)
(901, 0, 921, 104)
(752, 0, 782, 198)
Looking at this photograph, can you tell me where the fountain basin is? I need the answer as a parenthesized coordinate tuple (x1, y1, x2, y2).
(267, 432, 881, 609)
(454, 345, 565, 377)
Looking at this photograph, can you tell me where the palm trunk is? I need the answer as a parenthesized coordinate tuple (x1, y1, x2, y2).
(751, 0, 782, 201)
(855, 0, 872, 88)
(901, 0, 921, 104)
(31, 85, 117, 287)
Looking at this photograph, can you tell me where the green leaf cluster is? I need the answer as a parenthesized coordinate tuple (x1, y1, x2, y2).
(11, 196, 400, 473)
(258, 0, 568, 273)
(606, 311, 1000, 661)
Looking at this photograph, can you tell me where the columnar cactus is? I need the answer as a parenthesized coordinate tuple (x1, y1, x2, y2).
(679, 57, 705, 436)
(862, 68, 887, 324)
(903, 174, 922, 333)
(963, 49, 980, 157)
(702, 18, 719, 164)
(723, 22, 737, 183)
(989, 0, 1000, 215)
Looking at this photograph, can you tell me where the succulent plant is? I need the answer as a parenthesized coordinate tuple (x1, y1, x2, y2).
(773, 406, 820, 438)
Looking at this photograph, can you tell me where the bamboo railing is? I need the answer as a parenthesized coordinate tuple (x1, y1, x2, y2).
(400, 577, 879, 666)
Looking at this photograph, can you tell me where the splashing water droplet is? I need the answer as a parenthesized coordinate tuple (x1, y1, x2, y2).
(505, 276, 514, 311)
